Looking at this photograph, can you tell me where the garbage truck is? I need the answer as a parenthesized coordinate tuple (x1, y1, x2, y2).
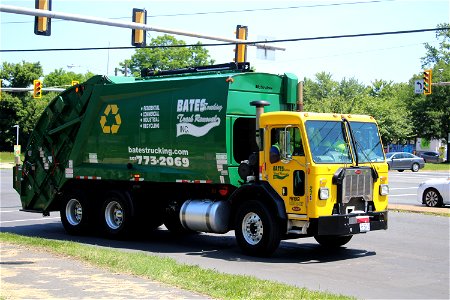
(13, 62, 388, 256)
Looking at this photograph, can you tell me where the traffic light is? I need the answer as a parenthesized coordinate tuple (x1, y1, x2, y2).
(33, 80, 42, 99)
(34, 0, 52, 36)
(131, 8, 147, 47)
(234, 25, 248, 63)
(423, 69, 432, 95)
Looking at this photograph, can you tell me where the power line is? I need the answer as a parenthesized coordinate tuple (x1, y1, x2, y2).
(1, 0, 395, 24)
(1, 27, 447, 53)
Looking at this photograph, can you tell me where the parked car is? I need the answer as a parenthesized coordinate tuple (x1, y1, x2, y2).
(417, 178, 450, 207)
(385, 152, 425, 172)
(417, 151, 440, 163)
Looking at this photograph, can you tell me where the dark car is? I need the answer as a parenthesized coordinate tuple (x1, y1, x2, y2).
(386, 152, 425, 172)
(417, 151, 440, 163)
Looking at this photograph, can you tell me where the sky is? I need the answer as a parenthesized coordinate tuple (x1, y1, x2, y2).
(0, 0, 449, 86)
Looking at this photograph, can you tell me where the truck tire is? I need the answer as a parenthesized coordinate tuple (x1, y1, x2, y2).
(314, 235, 353, 248)
(235, 200, 281, 257)
(101, 191, 133, 239)
(60, 190, 90, 235)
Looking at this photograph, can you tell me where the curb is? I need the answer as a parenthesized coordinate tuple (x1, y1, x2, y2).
(388, 203, 449, 214)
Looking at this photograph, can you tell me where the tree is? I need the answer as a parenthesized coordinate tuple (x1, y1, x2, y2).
(303, 72, 413, 146)
(355, 82, 414, 145)
(408, 23, 450, 161)
(421, 23, 450, 68)
(120, 34, 215, 77)
(0, 93, 23, 150)
(44, 68, 94, 88)
(0, 61, 44, 150)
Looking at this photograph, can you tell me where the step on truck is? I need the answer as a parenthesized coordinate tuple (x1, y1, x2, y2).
(13, 62, 388, 257)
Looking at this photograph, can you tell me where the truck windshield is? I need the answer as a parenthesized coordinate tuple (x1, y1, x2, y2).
(348, 121, 385, 163)
(305, 120, 352, 164)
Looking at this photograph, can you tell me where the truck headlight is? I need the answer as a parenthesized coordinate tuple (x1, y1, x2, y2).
(379, 184, 389, 196)
(319, 187, 329, 200)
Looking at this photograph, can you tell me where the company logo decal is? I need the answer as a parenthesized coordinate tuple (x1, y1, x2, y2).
(100, 104, 121, 134)
(272, 165, 290, 180)
(176, 99, 222, 137)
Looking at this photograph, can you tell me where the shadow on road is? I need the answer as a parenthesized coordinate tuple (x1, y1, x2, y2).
(1, 221, 376, 264)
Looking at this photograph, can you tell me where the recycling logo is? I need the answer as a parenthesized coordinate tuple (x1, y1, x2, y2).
(100, 104, 121, 134)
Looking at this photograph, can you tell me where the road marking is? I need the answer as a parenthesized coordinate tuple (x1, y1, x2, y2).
(0, 217, 60, 224)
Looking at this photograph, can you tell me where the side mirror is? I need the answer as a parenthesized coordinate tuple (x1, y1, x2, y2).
(279, 128, 292, 163)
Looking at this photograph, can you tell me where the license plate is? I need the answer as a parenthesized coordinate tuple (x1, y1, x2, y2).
(359, 222, 370, 232)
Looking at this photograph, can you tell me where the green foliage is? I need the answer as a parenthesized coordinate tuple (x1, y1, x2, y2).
(410, 23, 450, 142)
(303, 74, 413, 145)
(0, 93, 23, 149)
(120, 34, 215, 77)
(0, 60, 43, 89)
(421, 23, 450, 67)
(44, 68, 95, 88)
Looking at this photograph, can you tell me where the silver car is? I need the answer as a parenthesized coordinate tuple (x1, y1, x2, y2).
(386, 152, 425, 172)
(417, 178, 450, 207)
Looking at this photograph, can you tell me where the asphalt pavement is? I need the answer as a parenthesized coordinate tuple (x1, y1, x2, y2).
(1, 162, 448, 299)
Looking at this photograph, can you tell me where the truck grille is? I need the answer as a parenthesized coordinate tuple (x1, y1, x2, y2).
(341, 168, 373, 204)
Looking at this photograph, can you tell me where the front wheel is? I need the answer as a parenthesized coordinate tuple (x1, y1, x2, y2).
(314, 235, 353, 248)
(411, 163, 420, 172)
(235, 200, 281, 257)
(424, 188, 443, 207)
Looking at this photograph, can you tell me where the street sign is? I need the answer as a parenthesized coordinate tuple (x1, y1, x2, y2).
(14, 145, 21, 157)
(414, 79, 424, 94)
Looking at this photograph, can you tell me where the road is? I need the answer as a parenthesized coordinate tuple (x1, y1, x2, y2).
(1, 168, 449, 299)
(388, 170, 449, 205)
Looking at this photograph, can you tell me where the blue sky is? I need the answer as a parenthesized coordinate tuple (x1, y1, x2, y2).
(1, 0, 448, 85)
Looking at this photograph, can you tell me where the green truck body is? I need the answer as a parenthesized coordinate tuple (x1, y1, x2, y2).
(13, 63, 388, 256)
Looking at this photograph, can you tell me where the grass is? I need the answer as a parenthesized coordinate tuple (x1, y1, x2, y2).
(0, 151, 16, 162)
(0, 232, 352, 300)
(422, 162, 450, 172)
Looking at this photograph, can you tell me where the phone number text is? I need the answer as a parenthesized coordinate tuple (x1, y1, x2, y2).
(130, 155, 190, 167)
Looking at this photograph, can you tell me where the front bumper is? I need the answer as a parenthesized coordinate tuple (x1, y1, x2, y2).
(316, 211, 388, 235)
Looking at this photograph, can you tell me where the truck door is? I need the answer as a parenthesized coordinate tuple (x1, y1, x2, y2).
(265, 126, 307, 215)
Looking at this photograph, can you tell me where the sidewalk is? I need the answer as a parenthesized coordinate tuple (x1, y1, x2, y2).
(388, 203, 450, 214)
(0, 242, 212, 300)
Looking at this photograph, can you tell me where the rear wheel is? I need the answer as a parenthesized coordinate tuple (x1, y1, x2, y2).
(314, 235, 353, 248)
(101, 191, 133, 238)
(60, 190, 90, 235)
(423, 188, 443, 207)
(235, 200, 281, 257)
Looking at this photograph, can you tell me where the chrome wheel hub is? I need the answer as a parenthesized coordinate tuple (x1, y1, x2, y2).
(105, 201, 123, 230)
(242, 212, 263, 245)
(66, 198, 83, 226)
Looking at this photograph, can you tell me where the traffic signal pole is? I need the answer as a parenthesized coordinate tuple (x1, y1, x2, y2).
(0, 4, 285, 51)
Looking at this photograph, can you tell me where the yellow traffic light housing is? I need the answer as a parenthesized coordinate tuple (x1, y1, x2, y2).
(71, 80, 79, 86)
(33, 80, 42, 99)
(34, 0, 52, 36)
(132, 8, 147, 47)
(423, 69, 432, 95)
(234, 25, 248, 63)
